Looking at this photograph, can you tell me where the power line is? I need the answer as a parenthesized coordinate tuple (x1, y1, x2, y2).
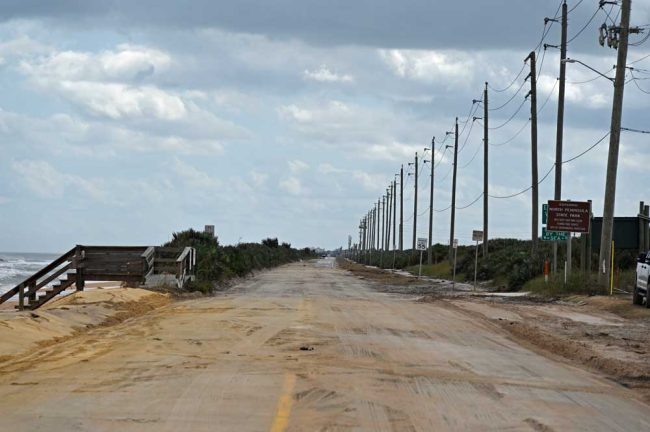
(488, 132, 609, 199)
(628, 53, 650, 65)
(488, 63, 527, 93)
(489, 98, 527, 130)
(568, 0, 585, 13)
(561, 132, 610, 163)
(456, 192, 484, 210)
(460, 136, 482, 169)
(490, 119, 530, 147)
(489, 78, 527, 112)
(567, 66, 615, 84)
(458, 118, 478, 154)
(567, 5, 601, 44)
(538, 76, 559, 113)
(489, 0, 562, 94)
(622, 127, 650, 134)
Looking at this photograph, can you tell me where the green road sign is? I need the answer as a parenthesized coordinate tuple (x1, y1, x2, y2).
(542, 227, 569, 241)
(542, 203, 548, 225)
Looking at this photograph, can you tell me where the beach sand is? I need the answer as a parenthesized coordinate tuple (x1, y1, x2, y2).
(0, 287, 169, 361)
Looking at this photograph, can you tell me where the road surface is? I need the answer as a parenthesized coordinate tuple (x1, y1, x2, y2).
(1, 258, 649, 431)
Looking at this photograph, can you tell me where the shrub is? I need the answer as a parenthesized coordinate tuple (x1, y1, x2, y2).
(165, 229, 315, 292)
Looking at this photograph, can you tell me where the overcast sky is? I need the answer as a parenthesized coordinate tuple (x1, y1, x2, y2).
(0, 0, 649, 252)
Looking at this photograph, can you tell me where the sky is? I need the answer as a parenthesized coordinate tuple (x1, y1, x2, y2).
(0, 0, 649, 253)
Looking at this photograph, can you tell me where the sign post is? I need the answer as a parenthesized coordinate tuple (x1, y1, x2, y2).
(547, 200, 591, 279)
(472, 230, 484, 291)
(452, 239, 458, 291)
(416, 237, 427, 278)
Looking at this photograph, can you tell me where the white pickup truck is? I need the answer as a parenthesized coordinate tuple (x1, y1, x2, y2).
(633, 252, 650, 307)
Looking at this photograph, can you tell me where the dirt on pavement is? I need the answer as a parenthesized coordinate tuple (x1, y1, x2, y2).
(1, 259, 650, 431)
(342, 258, 650, 404)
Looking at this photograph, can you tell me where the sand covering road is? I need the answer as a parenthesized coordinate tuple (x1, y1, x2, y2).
(0, 288, 169, 362)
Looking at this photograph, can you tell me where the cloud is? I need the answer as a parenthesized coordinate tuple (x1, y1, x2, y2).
(304, 65, 353, 83)
(288, 159, 309, 173)
(56, 81, 187, 120)
(279, 177, 303, 196)
(11, 159, 107, 201)
(172, 159, 221, 191)
(20, 44, 171, 82)
(379, 49, 473, 84)
(250, 170, 268, 187)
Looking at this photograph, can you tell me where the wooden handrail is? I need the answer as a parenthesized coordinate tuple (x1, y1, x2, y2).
(0, 247, 76, 305)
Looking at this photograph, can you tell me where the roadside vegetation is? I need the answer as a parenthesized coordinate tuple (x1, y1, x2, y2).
(165, 229, 315, 293)
(348, 238, 639, 295)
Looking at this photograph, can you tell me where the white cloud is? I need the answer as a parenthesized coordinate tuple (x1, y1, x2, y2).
(56, 81, 187, 120)
(288, 159, 309, 173)
(172, 159, 221, 191)
(250, 170, 269, 187)
(20, 44, 171, 82)
(279, 177, 303, 196)
(304, 65, 354, 83)
(11, 159, 107, 201)
(379, 49, 473, 83)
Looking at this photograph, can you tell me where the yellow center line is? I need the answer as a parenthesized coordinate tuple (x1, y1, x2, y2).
(270, 373, 296, 432)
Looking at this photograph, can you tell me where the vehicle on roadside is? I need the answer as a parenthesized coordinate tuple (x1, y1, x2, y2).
(633, 252, 650, 307)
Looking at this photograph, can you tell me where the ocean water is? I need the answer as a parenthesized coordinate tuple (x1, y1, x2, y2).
(0, 252, 60, 296)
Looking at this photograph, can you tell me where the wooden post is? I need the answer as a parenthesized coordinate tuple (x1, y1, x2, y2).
(28, 281, 36, 305)
(645, 205, 650, 252)
(639, 201, 645, 254)
(18, 285, 24, 311)
(580, 233, 586, 273)
(75, 245, 85, 291)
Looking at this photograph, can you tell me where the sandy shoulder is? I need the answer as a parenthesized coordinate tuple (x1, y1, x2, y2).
(0, 288, 169, 362)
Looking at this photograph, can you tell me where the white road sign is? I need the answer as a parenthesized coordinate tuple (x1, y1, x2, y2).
(416, 237, 427, 251)
(452, 239, 458, 249)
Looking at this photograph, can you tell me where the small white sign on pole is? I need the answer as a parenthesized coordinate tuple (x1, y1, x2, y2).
(416, 237, 427, 278)
(452, 239, 458, 249)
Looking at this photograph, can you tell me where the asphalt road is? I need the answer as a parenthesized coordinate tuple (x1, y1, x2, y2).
(1, 258, 649, 431)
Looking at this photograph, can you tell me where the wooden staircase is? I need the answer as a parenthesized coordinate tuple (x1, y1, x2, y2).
(32, 274, 76, 309)
(0, 245, 196, 310)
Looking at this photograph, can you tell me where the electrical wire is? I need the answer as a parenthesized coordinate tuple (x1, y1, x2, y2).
(631, 72, 650, 94)
(458, 118, 478, 154)
(568, 0, 585, 13)
(459, 139, 482, 169)
(567, 66, 615, 84)
(488, 164, 555, 199)
(488, 132, 609, 199)
(488, 63, 527, 93)
(489, 78, 527, 112)
(567, 6, 601, 44)
(490, 119, 530, 147)
(456, 193, 484, 210)
(538, 77, 559, 114)
(561, 132, 610, 163)
(489, 98, 527, 130)
(622, 127, 650, 134)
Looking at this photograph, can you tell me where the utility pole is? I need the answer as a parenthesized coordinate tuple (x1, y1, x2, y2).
(386, 183, 393, 251)
(551, 0, 568, 274)
(399, 165, 404, 250)
(376, 199, 381, 250)
(449, 118, 459, 262)
(526, 51, 539, 255)
(380, 195, 386, 251)
(412, 152, 418, 250)
(599, 0, 632, 286)
(370, 206, 375, 252)
(428, 136, 435, 265)
(483, 82, 489, 258)
(393, 178, 397, 250)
